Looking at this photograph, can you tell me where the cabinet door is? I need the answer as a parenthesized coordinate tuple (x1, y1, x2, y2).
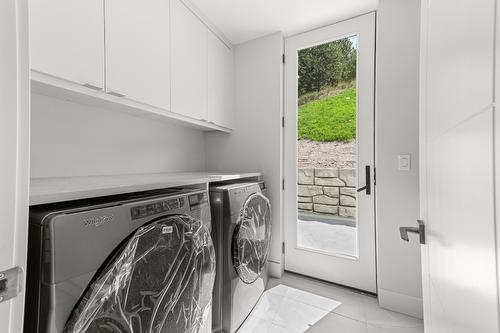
(30, 0, 104, 89)
(105, 0, 170, 110)
(207, 32, 234, 129)
(171, 0, 207, 120)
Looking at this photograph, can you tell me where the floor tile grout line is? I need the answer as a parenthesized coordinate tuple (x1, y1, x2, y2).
(270, 320, 301, 333)
(331, 311, 369, 324)
(368, 322, 425, 329)
(332, 310, 424, 329)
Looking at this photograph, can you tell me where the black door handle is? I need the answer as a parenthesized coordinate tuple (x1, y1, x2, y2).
(357, 165, 371, 195)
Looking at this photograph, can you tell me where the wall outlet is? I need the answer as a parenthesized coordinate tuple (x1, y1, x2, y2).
(398, 154, 411, 171)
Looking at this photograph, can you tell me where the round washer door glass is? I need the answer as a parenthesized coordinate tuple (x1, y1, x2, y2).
(232, 192, 272, 284)
(64, 214, 216, 333)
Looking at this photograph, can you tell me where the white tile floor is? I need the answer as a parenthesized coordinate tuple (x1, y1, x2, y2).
(238, 273, 424, 333)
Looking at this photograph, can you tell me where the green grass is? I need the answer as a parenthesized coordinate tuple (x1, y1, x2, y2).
(298, 87, 356, 142)
(298, 81, 355, 106)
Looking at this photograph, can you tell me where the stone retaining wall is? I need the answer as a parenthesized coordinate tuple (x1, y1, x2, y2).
(298, 167, 356, 218)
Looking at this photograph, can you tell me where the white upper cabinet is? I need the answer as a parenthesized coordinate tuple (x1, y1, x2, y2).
(105, 0, 170, 110)
(30, 0, 105, 89)
(30, 0, 233, 131)
(171, 0, 208, 121)
(207, 32, 234, 129)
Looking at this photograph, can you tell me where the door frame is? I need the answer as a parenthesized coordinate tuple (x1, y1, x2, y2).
(0, 0, 30, 332)
(283, 12, 377, 292)
(418, 0, 431, 330)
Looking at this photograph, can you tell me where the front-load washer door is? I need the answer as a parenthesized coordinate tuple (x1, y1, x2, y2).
(64, 214, 215, 333)
(232, 192, 272, 284)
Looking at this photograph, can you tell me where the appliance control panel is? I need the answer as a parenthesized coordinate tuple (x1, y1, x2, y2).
(130, 197, 185, 220)
(188, 192, 208, 210)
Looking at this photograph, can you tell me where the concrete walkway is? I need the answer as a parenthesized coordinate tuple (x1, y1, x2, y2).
(297, 219, 357, 257)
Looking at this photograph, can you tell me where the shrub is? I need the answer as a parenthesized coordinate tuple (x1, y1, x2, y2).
(298, 37, 357, 97)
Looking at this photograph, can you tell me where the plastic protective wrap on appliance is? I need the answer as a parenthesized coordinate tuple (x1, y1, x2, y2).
(233, 192, 272, 284)
(64, 214, 216, 333)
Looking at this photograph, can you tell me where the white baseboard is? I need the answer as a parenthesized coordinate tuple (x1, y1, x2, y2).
(378, 288, 423, 319)
(267, 260, 283, 278)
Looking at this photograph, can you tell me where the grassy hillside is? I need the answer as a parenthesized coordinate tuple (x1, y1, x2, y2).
(298, 87, 356, 142)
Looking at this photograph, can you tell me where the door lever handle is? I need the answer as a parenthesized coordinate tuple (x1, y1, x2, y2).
(356, 165, 371, 195)
(400, 220, 425, 244)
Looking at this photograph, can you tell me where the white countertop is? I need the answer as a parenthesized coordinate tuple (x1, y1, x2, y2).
(30, 171, 261, 205)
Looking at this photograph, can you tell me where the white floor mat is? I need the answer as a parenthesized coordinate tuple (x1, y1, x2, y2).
(237, 284, 341, 333)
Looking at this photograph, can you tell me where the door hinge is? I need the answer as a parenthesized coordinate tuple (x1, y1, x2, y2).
(374, 167, 377, 186)
(282, 242, 285, 254)
(282, 116, 285, 128)
(282, 179, 285, 190)
(282, 54, 285, 64)
(0, 266, 23, 303)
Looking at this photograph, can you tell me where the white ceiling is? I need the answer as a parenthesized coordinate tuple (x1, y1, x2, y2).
(188, 0, 378, 45)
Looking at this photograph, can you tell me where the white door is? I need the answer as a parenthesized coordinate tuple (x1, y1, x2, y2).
(0, 0, 30, 332)
(207, 31, 234, 129)
(171, 0, 208, 121)
(105, 0, 171, 109)
(419, 0, 500, 332)
(30, 0, 104, 89)
(284, 13, 376, 292)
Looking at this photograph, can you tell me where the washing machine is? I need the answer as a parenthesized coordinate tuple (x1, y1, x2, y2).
(24, 187, 215, 333)
(210, 182, 271, 333)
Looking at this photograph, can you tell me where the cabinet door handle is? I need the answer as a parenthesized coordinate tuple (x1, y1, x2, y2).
(107, 91, 125, 97)
(82, 83, 103, 91)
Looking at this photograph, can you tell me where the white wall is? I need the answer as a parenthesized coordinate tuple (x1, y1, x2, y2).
(30, 93, 206, 178)
(375, 0, 423, 318)
(205, 32, 284, 276)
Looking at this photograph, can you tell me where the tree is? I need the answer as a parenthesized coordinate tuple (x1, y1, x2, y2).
(298, 37, 357, 96)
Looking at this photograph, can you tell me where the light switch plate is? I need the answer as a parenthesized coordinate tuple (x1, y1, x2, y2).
(398, 154, 411, 171)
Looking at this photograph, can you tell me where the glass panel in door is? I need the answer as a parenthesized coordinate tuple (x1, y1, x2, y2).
(296, 36, 359, 259)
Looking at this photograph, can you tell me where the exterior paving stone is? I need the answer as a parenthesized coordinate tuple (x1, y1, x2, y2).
(313, 195, 339, 205)
(315, 168, 339, 178)
(298, 168, 314, 185)
(298, 203, 313, 211)
(315, 177, 345, 187)
(340, 195, 356, 207)
(339, 169, 356, 187)
(314, 204, 339, 215)
(339, 206, 356, 218)
(298, 185, 323, 196)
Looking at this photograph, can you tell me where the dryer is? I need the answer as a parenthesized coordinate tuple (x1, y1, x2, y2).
(210, 182, 271, 333)
(24, 187, 215, 333)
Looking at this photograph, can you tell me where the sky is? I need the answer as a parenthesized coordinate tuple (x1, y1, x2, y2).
(349, 35, 358, 49)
